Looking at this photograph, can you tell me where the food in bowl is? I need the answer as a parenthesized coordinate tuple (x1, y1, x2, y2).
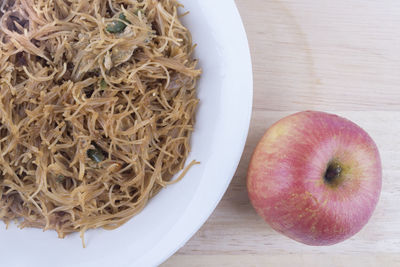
(0, 0, 200, 246)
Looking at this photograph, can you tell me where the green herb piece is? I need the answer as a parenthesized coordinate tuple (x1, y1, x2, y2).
(106, 13, 130, 33)
(87, 148, 105, 163)
(56, 175, 65, 183)
(100, 79, 108, 90)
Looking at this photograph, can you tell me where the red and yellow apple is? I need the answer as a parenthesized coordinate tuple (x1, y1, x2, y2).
(247, 111, 382, 246)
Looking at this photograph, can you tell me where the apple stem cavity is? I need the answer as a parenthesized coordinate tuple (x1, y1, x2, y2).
(324, 162, 343, 187)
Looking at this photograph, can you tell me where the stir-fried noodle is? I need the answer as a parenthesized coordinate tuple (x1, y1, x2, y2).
(0, 0, 200, 246)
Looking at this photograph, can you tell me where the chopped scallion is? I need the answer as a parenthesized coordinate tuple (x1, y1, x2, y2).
(87, 148, 105, 163)
(106, 13, 130, 33)
(100, 79, 108, 90)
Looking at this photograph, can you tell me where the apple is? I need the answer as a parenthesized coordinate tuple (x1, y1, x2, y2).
(247, 111, 382, 246)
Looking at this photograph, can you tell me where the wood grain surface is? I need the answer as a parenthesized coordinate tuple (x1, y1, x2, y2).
(163, 0, 400, 266)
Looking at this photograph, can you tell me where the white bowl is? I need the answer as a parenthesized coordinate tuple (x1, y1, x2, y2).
(0, 1, 253, 266)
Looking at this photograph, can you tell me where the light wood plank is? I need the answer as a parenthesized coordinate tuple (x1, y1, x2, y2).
(164, 254, 400, 267)
(239, 0, 400, 111)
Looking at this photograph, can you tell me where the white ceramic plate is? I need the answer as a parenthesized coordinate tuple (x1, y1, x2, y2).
(0, 1, 252, 266)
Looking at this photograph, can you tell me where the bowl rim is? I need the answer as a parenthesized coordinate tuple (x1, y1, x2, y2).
(139, 1, 254, 266)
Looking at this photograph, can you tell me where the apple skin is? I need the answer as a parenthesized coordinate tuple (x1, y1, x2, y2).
(247, 111, 382, 246)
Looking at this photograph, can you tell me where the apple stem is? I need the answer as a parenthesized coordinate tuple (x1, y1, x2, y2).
(324, 162, 343, 185)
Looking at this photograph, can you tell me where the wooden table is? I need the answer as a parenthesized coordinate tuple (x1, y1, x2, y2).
(163, 0, 400, 266)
